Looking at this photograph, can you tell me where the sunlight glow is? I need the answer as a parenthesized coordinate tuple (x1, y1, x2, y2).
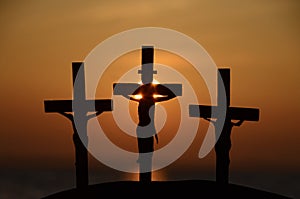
(124, 171, 167, 181)
(130, 94, 143, 100)
(129, 94, 167, 99)
(152, 79, 160, 84)
(153, 94, 167, 98)
(138, 79, 160, 85)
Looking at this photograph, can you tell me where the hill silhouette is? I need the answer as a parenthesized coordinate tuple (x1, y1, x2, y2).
(42, 180, 292, 199)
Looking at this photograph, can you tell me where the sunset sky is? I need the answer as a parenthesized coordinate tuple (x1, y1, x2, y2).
(0, 0, 299, 198)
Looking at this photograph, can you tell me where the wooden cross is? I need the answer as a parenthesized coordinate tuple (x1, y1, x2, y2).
(44, 62, 112, 189)
(113, 46, 182, 183)
(189, 68, 260, 185)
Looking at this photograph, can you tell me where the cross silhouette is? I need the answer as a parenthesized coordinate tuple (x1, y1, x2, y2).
(113, 46, 182, 183)
(44, 62, 112, 188)
(189, 68, 260, 184)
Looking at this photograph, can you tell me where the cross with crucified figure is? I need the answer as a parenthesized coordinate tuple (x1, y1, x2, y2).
(113, 46, 182, 183)
(189, 68, 260, 185)
(44, 62, 113, 189)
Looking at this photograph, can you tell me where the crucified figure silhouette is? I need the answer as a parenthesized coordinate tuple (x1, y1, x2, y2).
(128, 83, 176, 182)
(57, 111, 103, 187)
(204, 117, 244, 184)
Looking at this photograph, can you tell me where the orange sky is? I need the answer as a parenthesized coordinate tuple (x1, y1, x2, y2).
(0, 0, 299, 180)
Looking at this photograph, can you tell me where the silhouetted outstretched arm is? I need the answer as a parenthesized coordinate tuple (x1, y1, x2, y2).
(86, 111, 103, 120)
(231, 120, 244, 126)
(203, 117, 217, 125)
(126, 85, 143, 102)
(58, 112, 73, 120)
(129, 96, 140, 102)
(154, 85, 177, 102)
(154, 95, 176, 102)
(203, 117, 211, 122)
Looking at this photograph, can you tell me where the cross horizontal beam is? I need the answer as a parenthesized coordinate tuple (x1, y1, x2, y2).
(113, 83, 140, 96)
(189, 105, 259, 121)
(156, 84, 182, 96)
(113, 83, 182, 96)
(44, 99, 112, 113)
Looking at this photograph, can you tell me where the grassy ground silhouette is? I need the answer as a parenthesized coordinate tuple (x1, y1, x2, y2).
(42, 180, 292, 199)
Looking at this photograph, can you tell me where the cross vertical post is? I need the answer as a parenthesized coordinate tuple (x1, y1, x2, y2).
(189, 68, 260, 185)
(72, 62, 88, 188)
(44, 62, 113, 189)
